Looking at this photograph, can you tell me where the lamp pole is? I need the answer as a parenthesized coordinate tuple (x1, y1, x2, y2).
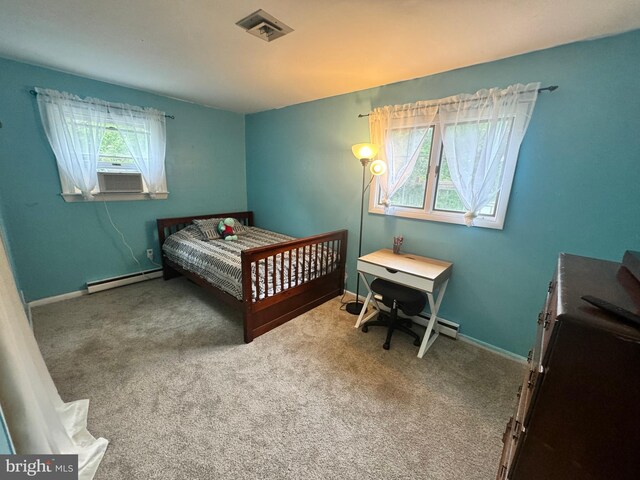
(345, 158, 369, 315)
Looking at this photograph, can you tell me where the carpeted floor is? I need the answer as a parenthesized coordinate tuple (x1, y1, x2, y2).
(32, 278, 524, 480)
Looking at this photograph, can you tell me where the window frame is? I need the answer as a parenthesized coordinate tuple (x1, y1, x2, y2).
(376, 125, 434, 211)
(368, 103, 529, 230)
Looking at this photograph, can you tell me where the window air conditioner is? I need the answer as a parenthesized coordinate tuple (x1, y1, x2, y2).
(98, 172, 144, 193)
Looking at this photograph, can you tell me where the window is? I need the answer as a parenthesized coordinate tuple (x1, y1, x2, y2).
(380, 127, 433, 209)
(35, 87, 168, 202)
(98, 126, 138, 172)
(368, 83, 539, 229)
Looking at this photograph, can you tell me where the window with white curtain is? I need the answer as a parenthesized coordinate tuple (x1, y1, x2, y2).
(368, 83, 540, 229)
(35, 88, 168, 202)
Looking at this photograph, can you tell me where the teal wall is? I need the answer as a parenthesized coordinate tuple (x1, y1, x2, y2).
(0, 405, 13, 454)
(246, 30, 640, 356)
(0, 57, 246, 301)
(2, 31, 639, 355)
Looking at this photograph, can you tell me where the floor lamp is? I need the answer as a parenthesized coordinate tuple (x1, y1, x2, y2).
(345, 143, 387, 315)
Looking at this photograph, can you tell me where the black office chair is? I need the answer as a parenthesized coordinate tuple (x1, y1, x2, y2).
(361, 278, 427, 350)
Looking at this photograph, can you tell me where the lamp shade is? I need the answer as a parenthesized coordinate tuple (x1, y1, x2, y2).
(351, 143, 379, 160)
(369, 159, 387, 176)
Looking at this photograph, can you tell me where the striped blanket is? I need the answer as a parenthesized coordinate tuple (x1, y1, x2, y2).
(162, 225, 336, 301)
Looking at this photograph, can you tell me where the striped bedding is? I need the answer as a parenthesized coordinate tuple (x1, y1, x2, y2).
(162, 225, 337, 301)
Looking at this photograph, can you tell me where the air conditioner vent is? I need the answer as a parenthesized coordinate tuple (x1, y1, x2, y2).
(98, 172, 143, 193)
(236, 9, 293, 42)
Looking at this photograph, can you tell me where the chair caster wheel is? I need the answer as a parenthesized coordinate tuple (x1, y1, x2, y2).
(362, 326, 369, 333)
(414, 339, 421, 346)
(383, 343, 390, 350)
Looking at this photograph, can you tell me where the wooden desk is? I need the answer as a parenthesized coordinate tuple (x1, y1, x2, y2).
(355, 249, 453, 358)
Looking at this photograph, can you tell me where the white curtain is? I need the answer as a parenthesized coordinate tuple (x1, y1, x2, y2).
(369, 103, 438, 213)
(36, 88, 110, 200)
(0, 234, 108, 478)
(437, 83, 540, 226)
(108, 105, 167, 197)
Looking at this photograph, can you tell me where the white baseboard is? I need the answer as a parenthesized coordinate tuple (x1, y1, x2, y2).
(29, 289, 87, 308)
(458, 334, 526, 364)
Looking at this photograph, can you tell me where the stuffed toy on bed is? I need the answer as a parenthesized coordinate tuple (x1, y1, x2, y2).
(217, 218, 238, 241)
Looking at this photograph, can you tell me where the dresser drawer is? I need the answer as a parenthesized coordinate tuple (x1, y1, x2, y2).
(532, 279, 558, 371)
(515, 370, 540, 426)
(357, 259, 435, 291)
(497, 417, 516, 480)
(497, 414, 526, 480)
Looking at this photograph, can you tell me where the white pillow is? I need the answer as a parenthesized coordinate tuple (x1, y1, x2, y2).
(193, 218, 223, 240)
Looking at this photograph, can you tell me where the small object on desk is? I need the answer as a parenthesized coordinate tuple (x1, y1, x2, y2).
(392, 235, 403, 254)
(581, 295, 640, 327)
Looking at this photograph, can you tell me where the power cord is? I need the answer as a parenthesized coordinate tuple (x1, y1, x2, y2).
(102, 202, 159, 280)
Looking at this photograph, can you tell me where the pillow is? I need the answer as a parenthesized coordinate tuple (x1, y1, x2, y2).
(233, 219, 250, 235)
(193, 218, 223, 240)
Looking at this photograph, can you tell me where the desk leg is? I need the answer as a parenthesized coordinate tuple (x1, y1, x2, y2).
(354, 273, 380, 329)
(417, 279, 449, 359)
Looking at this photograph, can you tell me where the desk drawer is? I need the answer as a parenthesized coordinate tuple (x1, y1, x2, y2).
(358, 260, 434, 291)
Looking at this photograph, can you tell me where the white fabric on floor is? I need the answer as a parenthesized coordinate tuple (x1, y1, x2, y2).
(0, 233, 108, 479)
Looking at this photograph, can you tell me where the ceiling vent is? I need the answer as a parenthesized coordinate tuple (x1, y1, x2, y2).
(236, 9, 293, 42)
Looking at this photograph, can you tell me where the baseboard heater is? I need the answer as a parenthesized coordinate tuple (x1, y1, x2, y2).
(371, 295, 459, 339)
(415, 313, 459, 339)
(87, 268, 162, 294)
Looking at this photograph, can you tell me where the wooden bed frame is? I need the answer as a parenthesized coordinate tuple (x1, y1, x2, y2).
(157, 211, 348, 343)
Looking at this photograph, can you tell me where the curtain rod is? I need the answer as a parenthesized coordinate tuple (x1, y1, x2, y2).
(357, 85, 558, 118)
(29, 89, 175, 119)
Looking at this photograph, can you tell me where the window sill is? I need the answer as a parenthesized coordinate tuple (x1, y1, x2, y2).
(61, 192, 169, 202)
(368, 206, 504, 230)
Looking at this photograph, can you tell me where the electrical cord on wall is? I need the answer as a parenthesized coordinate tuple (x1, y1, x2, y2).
(102, 202, 159, 280)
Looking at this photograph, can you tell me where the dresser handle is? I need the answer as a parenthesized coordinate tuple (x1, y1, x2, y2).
(385, 268, 398, 274)
(512, 420, 521, 439)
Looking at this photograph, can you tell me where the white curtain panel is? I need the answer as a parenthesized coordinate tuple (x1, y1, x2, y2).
(0, 234, 108, 479)
(108, 105, 167, 197)
(369, 103, 438, 213)
(35, 88, 109, 200)
(437, 83, 540, 226)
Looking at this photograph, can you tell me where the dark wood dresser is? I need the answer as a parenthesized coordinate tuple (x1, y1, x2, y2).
(497, 253, 640, 479)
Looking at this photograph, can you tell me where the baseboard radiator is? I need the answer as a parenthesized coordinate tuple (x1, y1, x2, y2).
(415, 314, 459, 339)
(347, 289, 460, 339)
(86, 268, 162, 294)
(372, 296, 459, 339)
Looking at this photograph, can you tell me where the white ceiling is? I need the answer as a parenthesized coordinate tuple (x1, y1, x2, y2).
(1, 0, 639, 113)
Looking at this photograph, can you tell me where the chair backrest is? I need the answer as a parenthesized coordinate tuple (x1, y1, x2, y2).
(371, 278, 427, 316)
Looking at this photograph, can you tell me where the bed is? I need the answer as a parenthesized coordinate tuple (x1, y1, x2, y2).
(157, 211, 348, 343)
